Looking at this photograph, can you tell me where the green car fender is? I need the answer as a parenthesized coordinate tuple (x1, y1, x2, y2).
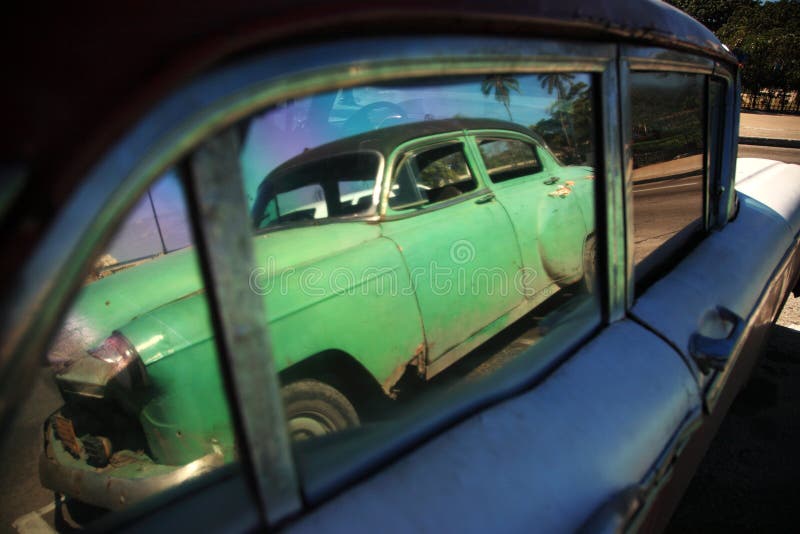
(536, 165, 595, 285)
(112, 222, 424, 464)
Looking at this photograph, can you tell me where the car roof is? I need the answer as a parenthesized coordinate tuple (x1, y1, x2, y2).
(2, 0, 727, 180)
(265, 118, 543, 179)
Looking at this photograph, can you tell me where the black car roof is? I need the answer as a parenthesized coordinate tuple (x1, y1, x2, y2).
(266, 118, 545, 178)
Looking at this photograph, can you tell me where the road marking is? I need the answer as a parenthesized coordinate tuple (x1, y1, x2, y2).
(12, 502, 56, 534)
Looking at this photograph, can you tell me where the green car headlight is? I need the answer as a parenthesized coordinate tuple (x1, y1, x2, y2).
(88, 331, 148, 389)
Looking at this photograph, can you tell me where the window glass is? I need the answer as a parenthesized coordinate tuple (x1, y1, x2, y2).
(100, 171, 191, 270)
(252, 152, 380, 229)
(2, 171, 236, 530)
(390, 143, 476, 208)
(630, 72, 706, 287)
(478, 138, 543, 183)
(238, 71, 601, 494)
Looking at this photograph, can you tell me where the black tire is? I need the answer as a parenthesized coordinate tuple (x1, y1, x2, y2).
(582, 235, 598, 294)
(282, 379, 359, 441)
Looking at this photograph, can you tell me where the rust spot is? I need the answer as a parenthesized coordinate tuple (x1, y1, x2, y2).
(381, 343, 428, 398)
(411, 342, 427, 376)
(54, 415, 82, 457)
(381, 361, 408, 399)
(105, 300, 110, 306)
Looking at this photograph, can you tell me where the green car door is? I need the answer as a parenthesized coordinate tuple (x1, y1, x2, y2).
(469, 133, 594, 298)
(380, 136, 524, 372)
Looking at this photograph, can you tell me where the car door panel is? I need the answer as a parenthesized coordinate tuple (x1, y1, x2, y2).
(469, 136, 594, 294)
(381, 194, 523, 365)
(286, 321, 701, 534)
(631, 164, 800, 395)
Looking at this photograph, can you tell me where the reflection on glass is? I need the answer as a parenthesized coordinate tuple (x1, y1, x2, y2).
(102, 171, 192, 270)
(240, 74, 601, 483)
(630, 72, 705, 285)
(10, 170, 235, 530)
(479, 139, 543, 183)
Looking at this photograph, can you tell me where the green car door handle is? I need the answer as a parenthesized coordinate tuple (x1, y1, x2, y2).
(544, 176, 560, 185)
(475, 193, 496, 204)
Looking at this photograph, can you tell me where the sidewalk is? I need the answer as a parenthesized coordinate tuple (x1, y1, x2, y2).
(740, 112, 800, 147)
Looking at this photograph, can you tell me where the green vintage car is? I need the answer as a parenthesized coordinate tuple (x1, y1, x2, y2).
(41, 118, 595, 509)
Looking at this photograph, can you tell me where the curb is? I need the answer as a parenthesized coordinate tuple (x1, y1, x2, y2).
(739, 136, 800, 149)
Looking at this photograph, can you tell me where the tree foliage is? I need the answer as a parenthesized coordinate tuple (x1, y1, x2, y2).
(668, 0, 800, 97)
(481, 75, 521, 121)
(533, 80, 593, 165)
(666, 0, 756, 32)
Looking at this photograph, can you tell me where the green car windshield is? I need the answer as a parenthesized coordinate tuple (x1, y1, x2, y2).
(251, 151, 380, 229)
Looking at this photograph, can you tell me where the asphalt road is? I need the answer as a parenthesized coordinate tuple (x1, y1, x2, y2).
(739, 144, 800, 164)
(0, 144, 797, 533)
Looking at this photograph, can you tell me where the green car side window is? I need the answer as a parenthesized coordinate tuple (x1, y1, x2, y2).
(251, 151, 380, 229)
(478, 138, 544, 183)
(389, 143, 477, 210)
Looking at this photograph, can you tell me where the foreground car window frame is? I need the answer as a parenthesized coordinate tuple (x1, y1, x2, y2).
(7, 36, 622, 528)
(619, 46, 737, 303)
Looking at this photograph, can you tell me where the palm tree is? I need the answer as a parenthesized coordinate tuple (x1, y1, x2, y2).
(481, 75, 520, 121)
(539, 73, 576, 150)
(538, 73, 575, 100)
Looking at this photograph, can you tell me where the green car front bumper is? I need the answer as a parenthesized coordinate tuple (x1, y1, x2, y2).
(39, 411, 224, 511)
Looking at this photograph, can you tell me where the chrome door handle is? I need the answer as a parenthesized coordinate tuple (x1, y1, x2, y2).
(475, 193, 495, 204)
(689, 306, 745, 374)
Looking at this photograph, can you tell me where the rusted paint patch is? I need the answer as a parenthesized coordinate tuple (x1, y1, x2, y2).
(411, 342, 427, 376)
(54, 415, 81, 458)
(548, 181, 575, 198)
(381, 361, 408, 399)
(381, 343, 427, 397)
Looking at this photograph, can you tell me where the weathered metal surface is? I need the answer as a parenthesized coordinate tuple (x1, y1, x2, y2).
(285, 320, 701, 534)
(600, 56, 628, 319)
(40, 418, 226, 511)
(186, 127, 301, 523)
(54, 415, 81, 458)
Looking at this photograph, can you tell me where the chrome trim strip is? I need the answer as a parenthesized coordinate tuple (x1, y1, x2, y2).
(603, 50, 628, 319)
(708, 69, 737, 227)
(622, 46, 715, 74)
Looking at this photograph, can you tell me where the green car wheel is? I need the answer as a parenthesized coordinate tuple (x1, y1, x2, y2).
(282, 379, 360, 441)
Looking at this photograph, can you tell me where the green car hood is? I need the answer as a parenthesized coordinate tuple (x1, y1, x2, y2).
(55, 221, 382, 367)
